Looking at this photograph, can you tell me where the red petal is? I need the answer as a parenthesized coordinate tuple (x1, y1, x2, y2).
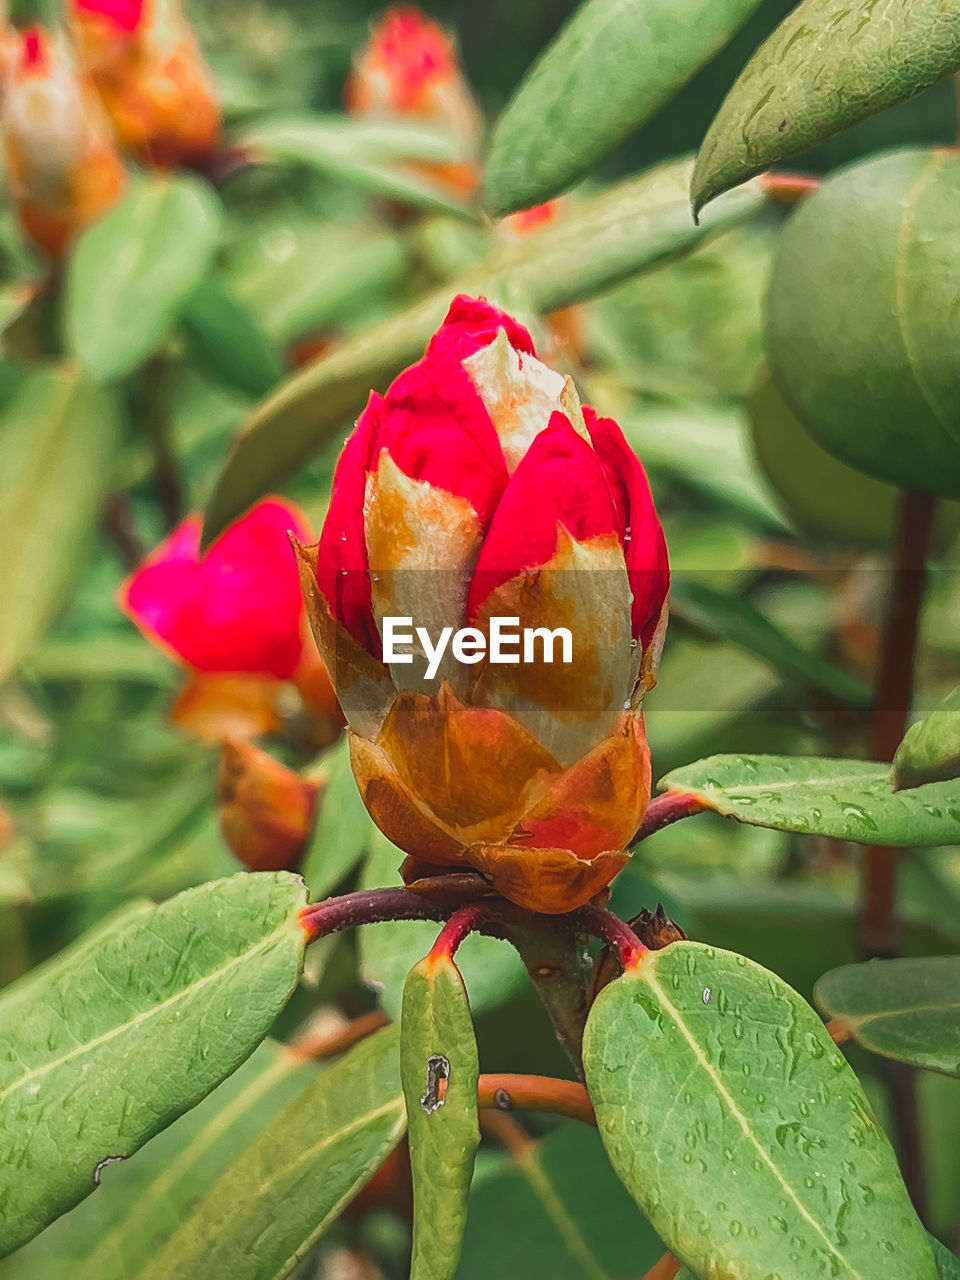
(21, 28, 48, 70)
(427, 294, 536, 362)
(73, 0, 144, 32)
(468, 412, 620, 618)
(315, 393, 384, 657)
(378, 346, 508, 526)
(584, 407, 669, 646)
(121, 499, 311, 679)
(365, 6, 456, 110)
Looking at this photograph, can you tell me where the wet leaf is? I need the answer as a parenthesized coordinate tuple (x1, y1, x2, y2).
(0, 873, 307, 1256)
(3, 1041, 318, 1280)
(202, 158, 764, 545)
(135, 1026, 406, 1280)
(0, 367, 122, 684)
(583, 942, 939, 1278)
(815, 956, 960, 1077)
(64, 175, 223, 381)
(658, 754, 960, 846)
(893, 686, 960, 792)
(692, 0, 960, 213)
(403, 954, 479, 1280)
(484, 0, 765, 215)
(669, 578, 872, 709)
(765, 148, 960, 498)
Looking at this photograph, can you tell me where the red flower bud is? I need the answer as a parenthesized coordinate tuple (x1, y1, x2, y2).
(298, 296, 669, 913)
(345, 6, 482, 199)
(68, 0, 221, 168)
(218, 739, 322, 873)
(1, 26, 126, 257)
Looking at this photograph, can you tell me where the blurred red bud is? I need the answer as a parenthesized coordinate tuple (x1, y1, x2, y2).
(69, 0, 221, 168)
(218, 739, 322, 873)
(345, 6, 482, 199)
(1, 26, 126, 257)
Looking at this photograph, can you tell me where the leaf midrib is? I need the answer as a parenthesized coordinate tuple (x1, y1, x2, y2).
(642, 962, 866, 1280)
(518, 1146, 613, 1280)
(848, 999, 960, 1030)
(77, 1052, 299, 1279)
(0, 925, 294, 1107)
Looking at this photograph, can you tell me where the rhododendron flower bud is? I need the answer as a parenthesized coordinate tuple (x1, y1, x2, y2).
(68, 0, 220, 167)
(121, 498, 343, 743)
(218, 739, 322, 873)
(345, 6, 482, 198)
(1, 27, 126, 257)
(297, 295, 669, 914)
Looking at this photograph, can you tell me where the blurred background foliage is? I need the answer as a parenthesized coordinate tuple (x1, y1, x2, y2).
(0, 0, 958, 1274)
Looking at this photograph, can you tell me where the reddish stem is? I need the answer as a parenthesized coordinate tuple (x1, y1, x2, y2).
(574, 905, 647, 970)
(289, 1011, 390, 1061)
(760, 171, 822, 205)
(477, 1074, 596, 1127)
(642, 1254, 683, 1280)
(299, 881, 487, 943)
(429, 900, 493, 963)
(861, 489, 936, 957)
(859, 487, 936, 1224)
(632, 791, 706, 845)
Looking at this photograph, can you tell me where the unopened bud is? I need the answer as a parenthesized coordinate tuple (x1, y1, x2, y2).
(218, 739, 322, 873)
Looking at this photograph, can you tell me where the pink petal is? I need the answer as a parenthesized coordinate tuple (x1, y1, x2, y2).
(584, 407, 669, 647)
(73, 0, 144, 32)
(427, 294, 536, 362)
(121, 499, 311, 679)
(378, 345, 508, 527)
(468, 411, 620, 619)
(315, 392, 384, 656)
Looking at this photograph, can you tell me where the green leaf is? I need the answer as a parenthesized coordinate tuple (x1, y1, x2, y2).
(64, 174, 224, 381)
(484, 0, 765, 215)
(201, 158, 764, 544)
(620, 403, 786, 533)
(749, 367, 960, 551)
(583, 942, 939, 1279)
(0, 872, 307, 1256)
(228, 225, 407, 348)
(765, 148, 960, 498)
(457, 1124, 665, 1280)
(134, 1025, 406, 1280)
(669, 578, 872, 709)
(242, 115, 478, 218)
(3, 1040, 318, 1280)
(403, 954, 479, 1280)
(300, 735, 377, 901)
(359, 831, 526, 1020)
(815, 956, 960, 1078)
(894, 687, 960, 792)
(180, 281, 282, 399)
(0, 367, 122, 684)
(932, 1237, 960, 1279)
(658, 754, 960, 845)
(691, 0, 960, 213)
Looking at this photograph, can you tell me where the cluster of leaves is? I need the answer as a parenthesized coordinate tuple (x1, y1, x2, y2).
(0, 0, 960, 1277)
